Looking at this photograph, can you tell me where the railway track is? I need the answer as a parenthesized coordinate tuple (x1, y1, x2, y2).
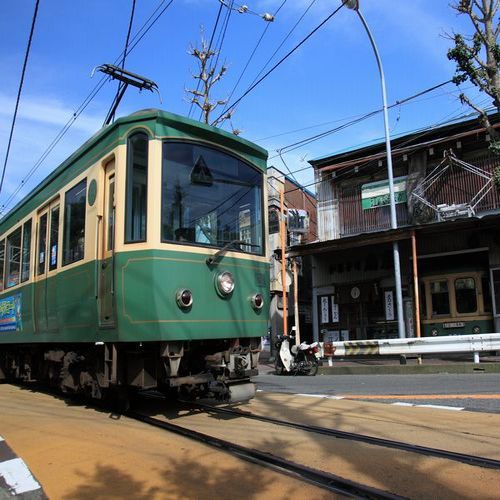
(189, 402, 500, 471)
(127, 410, 404, 499)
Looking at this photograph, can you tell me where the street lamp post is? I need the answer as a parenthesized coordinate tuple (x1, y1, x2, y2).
(346, 0, 406, 338)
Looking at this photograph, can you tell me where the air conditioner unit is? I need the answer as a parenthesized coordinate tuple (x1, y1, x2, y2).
(287, 209, 309, 234)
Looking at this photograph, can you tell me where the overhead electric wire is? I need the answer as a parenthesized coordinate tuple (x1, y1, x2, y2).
(273, 80, 454, 157)
(281, 103, 484, 189)
(257, 84, 476, 143)
(198, 0, 235, 121)
(245, 0, 318, 98)
(282, 106, 497, 197)
(1, 0, 175, 215)
(0, 79, 109, 214)
(188, 0, 224, 118)
(211, 0, 349, 125)
(218, 0, 317, 121)
(277, 154, 319, 240)
(0, 0, 41, 198)
(108, 0, 137, 123)
(224, 0, 288, 108)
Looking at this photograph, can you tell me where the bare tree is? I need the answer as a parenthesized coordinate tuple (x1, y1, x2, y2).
(185, 37, 237, 130)
(447, 0, 500, 150)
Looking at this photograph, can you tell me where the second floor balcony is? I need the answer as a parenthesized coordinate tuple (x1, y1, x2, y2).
(336, 151, 500, 238)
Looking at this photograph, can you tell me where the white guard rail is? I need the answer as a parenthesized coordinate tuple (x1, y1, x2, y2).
(323, 333, 500, 364)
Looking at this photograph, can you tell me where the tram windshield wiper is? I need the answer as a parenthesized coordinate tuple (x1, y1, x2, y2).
(206, 240, 259, 265)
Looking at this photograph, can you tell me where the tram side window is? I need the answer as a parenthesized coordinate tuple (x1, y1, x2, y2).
(430, 280, 450, 316)
(21, 219, 32, 282)
(0, 239, 4, 291)
(38, 214, 48, 275)
(6, 227, 22, 288)
(63, 180, 86, 266)
(125, 133, 148, 243)
(455, 277, 477, 314)
(49, 206, 59, 271)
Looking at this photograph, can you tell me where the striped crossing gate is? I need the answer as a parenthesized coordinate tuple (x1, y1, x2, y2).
(344, 340, 380, 356)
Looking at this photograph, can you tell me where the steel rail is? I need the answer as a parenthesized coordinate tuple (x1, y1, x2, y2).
(191, 402, 500, 470)
(127, 411, 403, 499)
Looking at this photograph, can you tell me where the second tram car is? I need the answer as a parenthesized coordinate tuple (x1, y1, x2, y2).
(0, 109, 269, 403)
(420, 271, 493, 336)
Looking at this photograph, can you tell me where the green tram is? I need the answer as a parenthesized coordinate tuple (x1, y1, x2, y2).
(0, 109, 269, 403)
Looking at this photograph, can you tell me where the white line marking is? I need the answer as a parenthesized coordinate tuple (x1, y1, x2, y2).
(296, 394, 344, 400)
(0, 458, 41, 494)
(416, 404, 464, 411)
(391, 402, 464, 411)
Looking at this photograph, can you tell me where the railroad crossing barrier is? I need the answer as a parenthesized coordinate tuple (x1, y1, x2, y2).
(321, 333, 500, 364)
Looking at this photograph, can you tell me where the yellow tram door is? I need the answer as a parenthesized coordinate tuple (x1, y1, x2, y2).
(98, 159, 116, 328)
(34, 199, 60, 333)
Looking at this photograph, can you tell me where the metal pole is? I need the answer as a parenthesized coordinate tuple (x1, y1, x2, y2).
(280, 189, 288, 336)
(293, 259, 301, 345)
(411, 231, 421, 338)
(355, 9, 406, 338)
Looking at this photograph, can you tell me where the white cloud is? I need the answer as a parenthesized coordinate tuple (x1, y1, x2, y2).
(0, 93, 104, 210)
(0, 93, 102, 135)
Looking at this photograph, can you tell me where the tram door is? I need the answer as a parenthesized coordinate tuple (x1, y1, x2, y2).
(490, 268, 500, 332)
(98, 160, 116, 327)
(34, 200, 60, 333)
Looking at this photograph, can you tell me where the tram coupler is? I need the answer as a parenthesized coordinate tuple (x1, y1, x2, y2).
(210, 380, 256, 403)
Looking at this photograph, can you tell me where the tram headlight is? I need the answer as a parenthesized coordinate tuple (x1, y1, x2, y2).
(472, 325, 481, 334)
(176, 289, 193, 308)
(251, 293, 264, 310)
(431, 328, 438, 336)
(215, 271, 235, 296)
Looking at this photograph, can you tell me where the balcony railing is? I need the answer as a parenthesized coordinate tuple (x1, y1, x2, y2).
(337, 152, 500, 238)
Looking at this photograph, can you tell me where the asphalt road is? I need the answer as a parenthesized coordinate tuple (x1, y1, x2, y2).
(254, 372, 500, 413)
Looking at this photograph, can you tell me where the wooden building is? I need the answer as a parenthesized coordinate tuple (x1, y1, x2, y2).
(290, 114, 500, 342)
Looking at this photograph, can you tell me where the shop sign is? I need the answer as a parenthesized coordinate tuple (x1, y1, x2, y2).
(361, 176, 407, 210)
(385, 291, 394, 321)
(331, 298, 339, 323)
(320, 296, 329, 324)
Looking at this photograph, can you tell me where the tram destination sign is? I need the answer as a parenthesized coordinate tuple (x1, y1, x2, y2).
(361, 176, 407, 210)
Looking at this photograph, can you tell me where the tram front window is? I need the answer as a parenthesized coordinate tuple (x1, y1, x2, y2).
(161, 142, 263, 255)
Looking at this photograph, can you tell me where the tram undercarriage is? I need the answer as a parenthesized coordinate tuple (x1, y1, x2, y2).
(0, 338, 261, 404)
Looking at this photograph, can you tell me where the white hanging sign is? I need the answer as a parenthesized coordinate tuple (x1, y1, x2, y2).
(331, 297, 339, 323)
(320, 296, 329, 324)
(385, 291, 394, 321)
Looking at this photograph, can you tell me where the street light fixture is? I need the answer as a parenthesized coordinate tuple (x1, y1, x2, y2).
(345, 0, 406, 338)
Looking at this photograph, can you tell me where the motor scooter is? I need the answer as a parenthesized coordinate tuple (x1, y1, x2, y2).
(274, 329, 320, 376)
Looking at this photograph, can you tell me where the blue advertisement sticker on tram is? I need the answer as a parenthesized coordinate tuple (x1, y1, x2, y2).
(0, 293, 22, 332)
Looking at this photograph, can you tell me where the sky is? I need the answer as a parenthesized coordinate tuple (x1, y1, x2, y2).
(0, 0, 492, 214)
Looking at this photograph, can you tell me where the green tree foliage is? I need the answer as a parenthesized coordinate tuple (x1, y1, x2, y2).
(447, 0, 500, 151)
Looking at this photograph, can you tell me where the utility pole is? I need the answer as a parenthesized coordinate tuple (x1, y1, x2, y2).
(346, 0, 406, 338)
(293, 258, 301, 345)
(280, 188, 288, 336)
